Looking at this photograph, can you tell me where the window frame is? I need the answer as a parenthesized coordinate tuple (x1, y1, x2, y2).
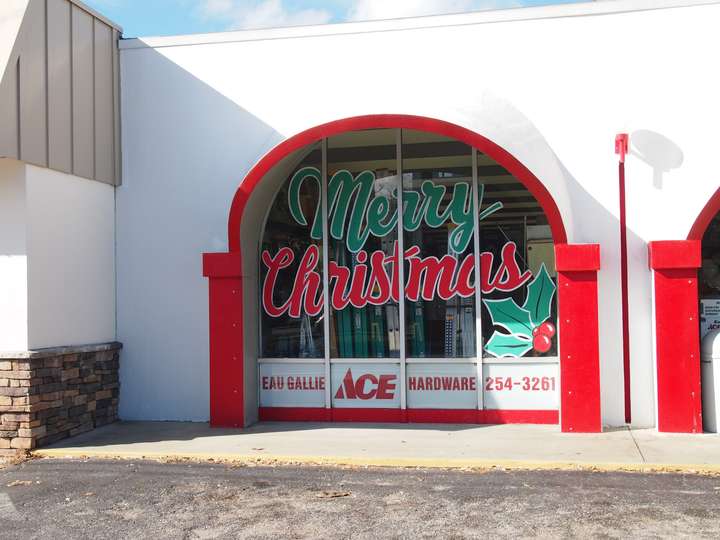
(257, 129, 559, 411)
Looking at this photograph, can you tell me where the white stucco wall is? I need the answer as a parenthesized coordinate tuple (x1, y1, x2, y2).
(25, 164, 116, 349)
(0, 159, 28, 351)
(117, 0, 720, 425)
(0, 161, 116, 351)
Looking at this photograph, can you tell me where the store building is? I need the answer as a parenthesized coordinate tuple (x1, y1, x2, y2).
(2, 0, 720, 449)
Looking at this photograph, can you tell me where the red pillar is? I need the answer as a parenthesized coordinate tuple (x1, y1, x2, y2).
(648, 240, 702, 433)
(203, 252, 245, 427)
(555, 244, 602, 433)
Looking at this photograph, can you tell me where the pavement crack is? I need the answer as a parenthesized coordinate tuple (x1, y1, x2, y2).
(628, 427, 646, 463)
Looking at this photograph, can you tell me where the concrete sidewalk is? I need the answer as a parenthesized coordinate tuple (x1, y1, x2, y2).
(33, 421, 720, 473)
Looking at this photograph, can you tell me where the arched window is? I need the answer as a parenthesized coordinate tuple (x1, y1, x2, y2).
(259, 128, 558, 414)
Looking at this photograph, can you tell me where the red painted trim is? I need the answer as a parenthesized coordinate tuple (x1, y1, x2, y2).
(648, 240, 701, 270)
(688, 187, 720, 240)
(406, 409, 480, 424)
(204, 114, 580, 430)
(554, 243, 600, 272)
(479, 409, 558, 425)
(207, 275, 244, 427)
(203, 252, 242, 278)
(650, 241, 703, 433)
(331, 408, 408, 423)
(259, 407, 331, 422)
(226, 115, 567, 251)
(555, 244, 602, 433)
(258, 408, 558, 425)
(619, 161, 631, 424)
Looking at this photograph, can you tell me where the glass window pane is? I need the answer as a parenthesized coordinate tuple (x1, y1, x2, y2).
(259, 144, 324, 358)
(700, 212, 720, 340)
(327, 129, 400, 358)
(477, 155, 558, 359)
(401, 130, 475, 358)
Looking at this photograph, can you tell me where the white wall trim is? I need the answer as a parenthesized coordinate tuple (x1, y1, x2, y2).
(120, 0, 720, 50)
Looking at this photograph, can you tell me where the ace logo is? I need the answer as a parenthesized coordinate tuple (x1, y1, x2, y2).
(334, 369, 397, 400)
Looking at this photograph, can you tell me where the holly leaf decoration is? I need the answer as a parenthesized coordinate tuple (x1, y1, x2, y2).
(483, 298, 534, 339)
(484, 332, 533, 358)
(522, 263, 556, 327)
(482, 265, 557, 359)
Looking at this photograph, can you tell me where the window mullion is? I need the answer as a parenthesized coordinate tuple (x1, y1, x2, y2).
(396, 129, 407, 410)
(321, 138, 331, 409)
(471, 148, 484, 411)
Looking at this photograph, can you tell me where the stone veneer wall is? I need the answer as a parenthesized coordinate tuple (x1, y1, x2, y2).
(0, 343, 121, 451)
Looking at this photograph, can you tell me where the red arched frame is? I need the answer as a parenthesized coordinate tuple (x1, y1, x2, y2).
(688, 187, 720, 241)
(228, 115, 567, 250)
(203, 114, 602, 432)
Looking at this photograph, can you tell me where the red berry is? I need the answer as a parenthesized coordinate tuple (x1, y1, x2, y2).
(533, 333, 552, 353)
(538, 321, 556, 338)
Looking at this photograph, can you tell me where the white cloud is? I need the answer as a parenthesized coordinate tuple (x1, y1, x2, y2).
(347, 0, 521, 21)
(199, 0, 333, 30)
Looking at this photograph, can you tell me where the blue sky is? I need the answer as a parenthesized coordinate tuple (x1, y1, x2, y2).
(84, 0, 588, 37)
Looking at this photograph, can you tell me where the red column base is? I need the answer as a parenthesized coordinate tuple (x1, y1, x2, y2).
(555, 244, 602, 433)
(649, 241, 702, 433)
(203, 252, 245, 428)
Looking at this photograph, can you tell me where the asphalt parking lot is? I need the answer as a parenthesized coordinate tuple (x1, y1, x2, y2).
(1, 458, 719, 539)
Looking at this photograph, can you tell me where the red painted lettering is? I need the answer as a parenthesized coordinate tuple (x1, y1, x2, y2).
(263, 241, 532, 317)
(261, 245, 323, 318)
(376, 374, 396, 399)
(355, 374, 378, 399)
(490, 243, 532, 292)
(261, 248, 294, 317)
(334, 369, 397, 400)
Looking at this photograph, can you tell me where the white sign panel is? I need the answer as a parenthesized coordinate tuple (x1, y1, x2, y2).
(259, 363, 326, 407)
(482, 363, 559, 410)
(700, 299, 720, 339)
(406, 363, 478, 409)
(331, 363, 400, 408)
